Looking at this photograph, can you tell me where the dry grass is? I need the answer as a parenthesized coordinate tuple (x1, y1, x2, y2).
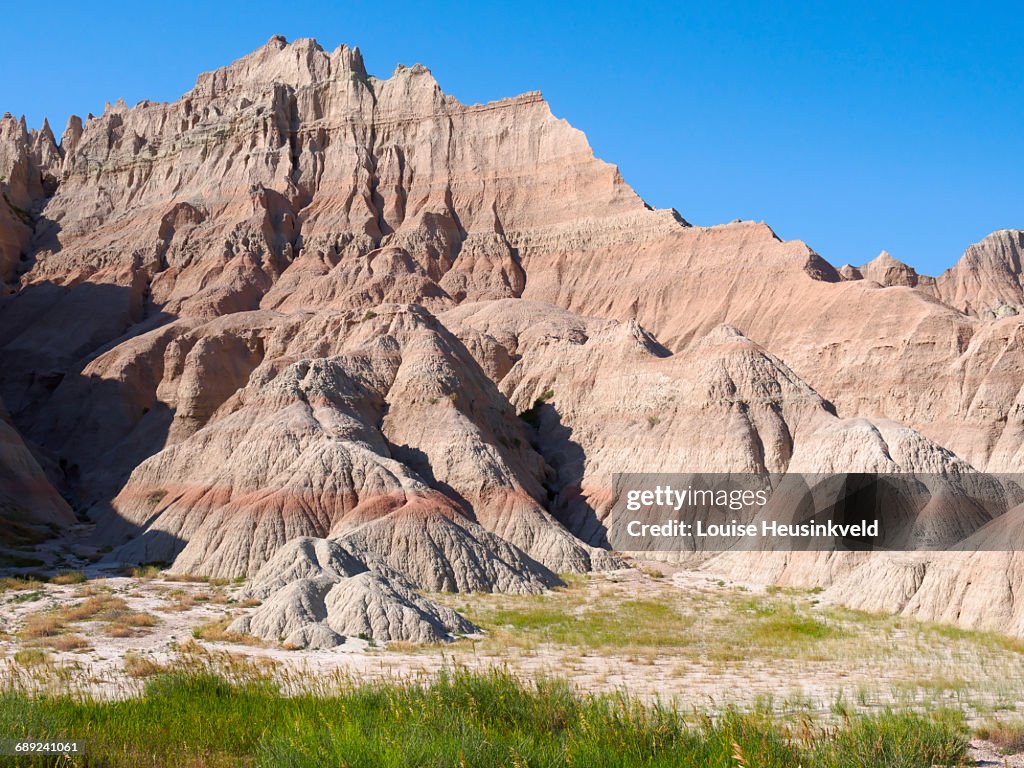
(163, 590, 213, 612)
(0, 516, 54, 547)
(39, 634, 90, 652)
(192, 619, 264, 647)
(0, 576, 45, 593)
(123, 652, 169, 678)
(165, 573, 215, 584)
(105, 612, 160, 638)
(16, 594, 140, 648)
(125, 564, 163, 579)
(17, 613, 66, 640)
(975, 718, 1024, 754)
(72, 582, 112, 598)
(49, 571, 87, 585)
(385, 640, 421, 654)
(61, 594, 128, 622)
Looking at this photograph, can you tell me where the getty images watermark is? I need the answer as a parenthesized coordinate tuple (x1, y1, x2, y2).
(608, 472, 1024, 552)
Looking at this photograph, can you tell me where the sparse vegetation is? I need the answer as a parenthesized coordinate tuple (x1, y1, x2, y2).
(124, 564, 164, 579)
(13, 594, 143, 652)
(105, 611, 160, 638)
(192, 618, 262, 646)
(123, 652, 169, 679)
(0, 576, 45, 593)
(448, 578, 840, 659)
(38, 633, 90, 652)
(60, 594, 128, 622)
(145, 488, 169, 506)
(12, 648, 50, 668)
(17, 614, 65, 641)
(976, 717, 1024, 754)
(11, 589, 47, 604)
(49, 571, 86, 585)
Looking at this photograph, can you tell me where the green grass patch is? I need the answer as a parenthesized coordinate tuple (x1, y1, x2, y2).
(11, 589, 47, 604)
(0, 668, 969, 767)
(928, 622, 1024, 655)
(458, 582, 843, 658)
(484, 596, 692, 648)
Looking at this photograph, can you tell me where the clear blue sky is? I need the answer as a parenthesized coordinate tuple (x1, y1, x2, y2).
(4, 1, 1021, 274)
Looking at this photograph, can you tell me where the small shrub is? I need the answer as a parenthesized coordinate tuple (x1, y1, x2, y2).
(192, 619, 262, 646)
(106, 612, 160, 637)
(62, 594, 128, 622)
(18, 613, 65, 640)
(10, 589, 46, 604)
(0, 576, 44, 593)
(976, 718, 1024, 754)
(40, 633, 90, 652)
(123, 652, 167, 678)
(12, 648, 50, 667)
(50, 571, 87, 585)
(125, 564, 163, 579)
(145, 489, 169, 506)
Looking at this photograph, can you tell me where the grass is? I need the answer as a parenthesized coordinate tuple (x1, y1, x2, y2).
(37, 634, 90, 652)
(17, 614, 65, 641)
(49, 571, 87, 586)
(124, 564, 163, 579)
(14, 595, 147, 650)
(0, 666, 969, 768)
(191, 618, 262, 646)
(162, 589, 215, 611)
(11, 649, 50, 668)
(11, 589, 47, 604)
(105, 611, 160, 638)
(123, 652, 169, 679)
(976, 717, 1024, 754)
(447, 579, 841, 660)
(60, 595, 128, 622)
(929, 622, 1024, 655)
(0, 576, 46, 593)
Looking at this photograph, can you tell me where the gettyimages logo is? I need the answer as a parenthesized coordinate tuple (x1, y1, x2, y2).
(608, 472, 1024, 552)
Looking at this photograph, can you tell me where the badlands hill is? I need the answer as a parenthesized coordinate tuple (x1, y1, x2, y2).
(1, 36, 1023, 642)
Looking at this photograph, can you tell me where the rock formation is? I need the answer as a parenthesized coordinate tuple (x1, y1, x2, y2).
(858, 250, 937, 291)
(934, 230, 1024, 317)
(228, 537, 477, 646)
(0, 395, 75, 540)
(1, 35, 1022, 641)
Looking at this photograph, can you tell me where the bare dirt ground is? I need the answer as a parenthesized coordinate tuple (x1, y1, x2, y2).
(3, 556, 1024, 765)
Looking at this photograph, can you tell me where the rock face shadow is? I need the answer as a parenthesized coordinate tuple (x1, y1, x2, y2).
(0, 279, 184, 565)
(528, 402, 609, 549)
(386, 440, 475, 519)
